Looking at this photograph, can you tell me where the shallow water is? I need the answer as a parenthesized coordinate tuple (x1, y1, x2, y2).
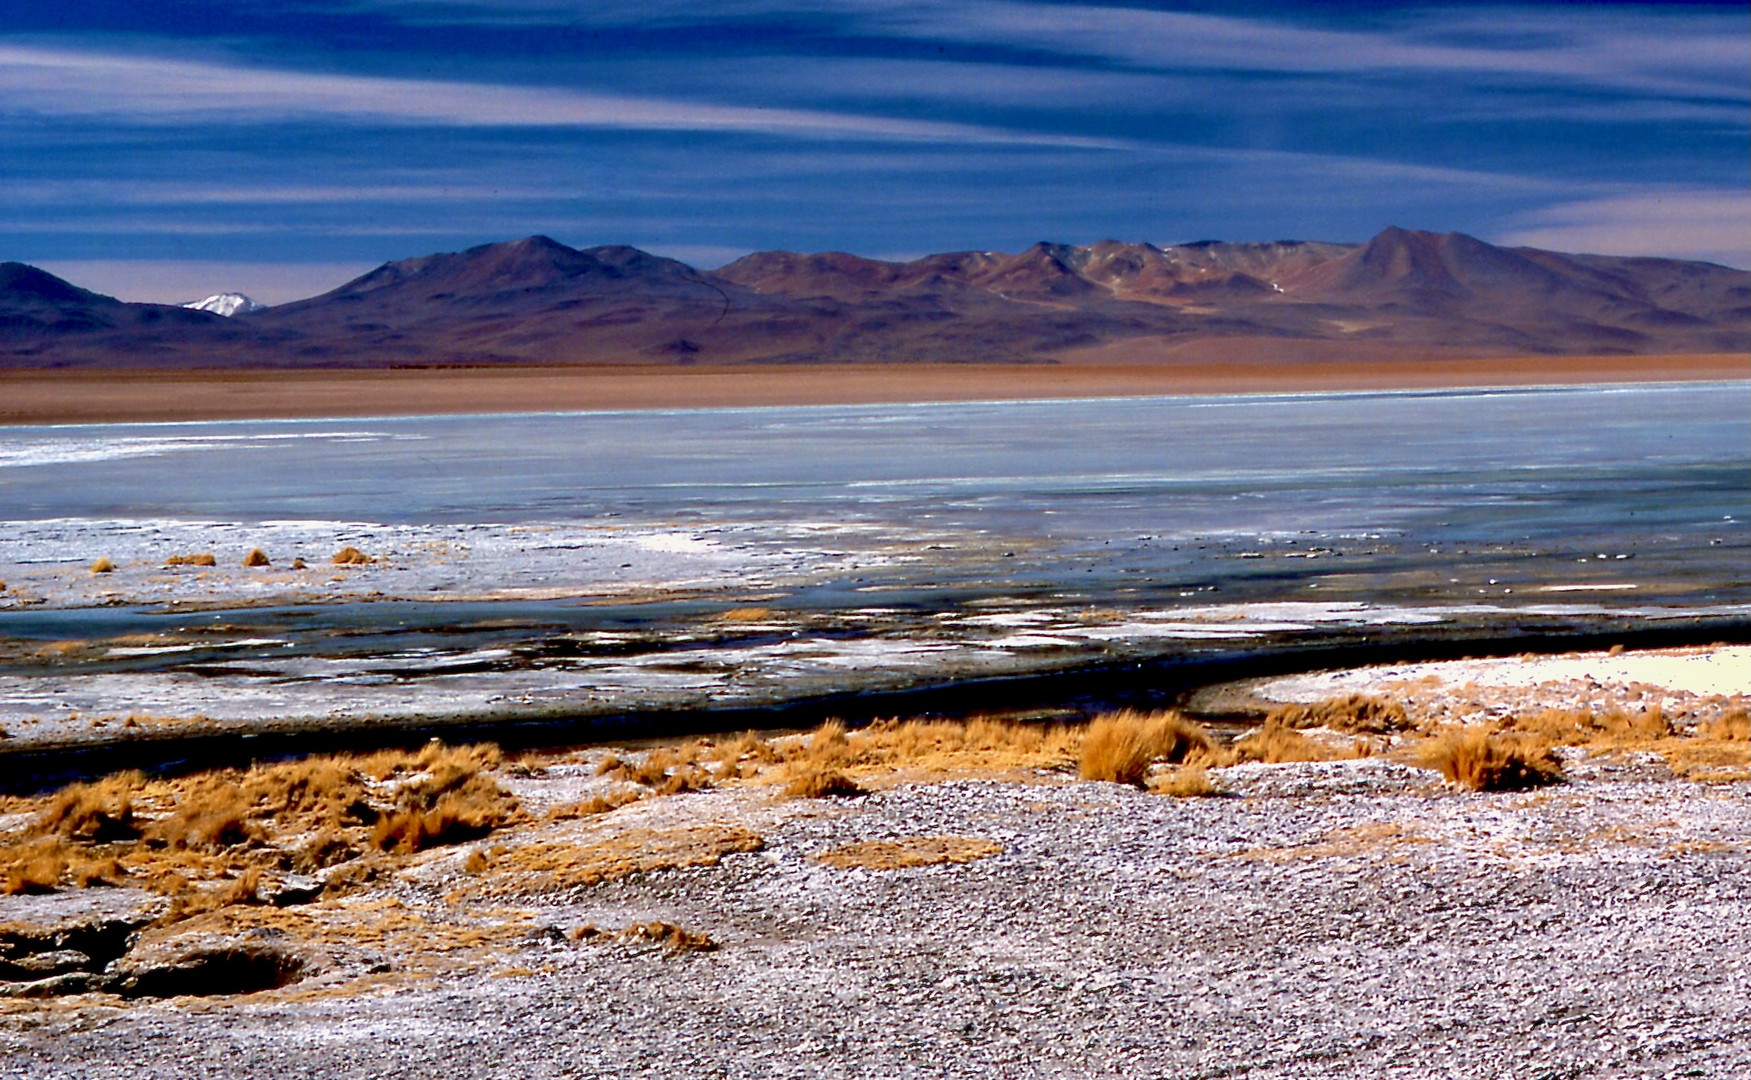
(0, 382, 1746, 744)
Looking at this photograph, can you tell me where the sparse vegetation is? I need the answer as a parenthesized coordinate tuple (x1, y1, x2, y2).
(1266, 694, 1411, 734)
(545, 789, 645, 821)
(1233, 721, 1369, 764)
(572, 921, 717, 953)
(592, 716, 1081, 799)
(89, 557, 116, 574)
(1418, 727, 1563, 791)
(1148, 764, 1221, 798)
(1078, 710, 1213, 786)
(478, 825, 764, 896)
(781, 763, 865, 799)
(242, 548, 271, 567)
(718, 607, 774, 623)
(0, 742, 517, 904)
(1501, 705, 1671, 747)
(817, 836, 1001, 870)
(1703, 707, 1751, 742)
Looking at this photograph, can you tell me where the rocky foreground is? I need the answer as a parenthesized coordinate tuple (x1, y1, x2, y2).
(2, 651, 1749, 1079)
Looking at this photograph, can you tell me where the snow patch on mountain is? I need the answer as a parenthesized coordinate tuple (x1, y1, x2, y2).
(181, 293, 265, 316)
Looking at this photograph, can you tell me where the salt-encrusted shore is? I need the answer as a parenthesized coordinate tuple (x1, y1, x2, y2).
(3, 645, 1748, 1079)
(1238, 643, 1751, 729)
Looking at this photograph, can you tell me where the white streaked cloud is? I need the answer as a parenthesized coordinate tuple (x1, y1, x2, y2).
(865, 2, 1749, 99)
(0, 179, 585, 207)
(1498, 190, 1751, 269)
(0, 44, 1125, 147)
(323, 1, 1751, 100)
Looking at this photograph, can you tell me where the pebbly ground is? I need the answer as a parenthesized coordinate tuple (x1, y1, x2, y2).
(5, 753, 1750, 1080)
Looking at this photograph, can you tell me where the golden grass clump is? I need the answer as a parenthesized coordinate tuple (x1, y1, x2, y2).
(600, 742, 717, 794)
(89, 557, 116, 574)
(798, 719, 852, 768)
(164, 552, 218, 567)
(781, 763, 866, 799)
(371, 745, 519, 853)
(707, 731, 779, 778)
(718, 607, 774, 623)
(1703, 707, 1751, 742)
(3, 836, 123, 894)
(573, 921, 718, 953)
(1418, 727, 1563, 791)
(598, 717, 1079, 797)
(816, 836, 1001, 870)
(545, 789, 644, 821)
(621, 921, 718, 952)
(1078, 710, 1214, 786)
(37, 772, 143, 842)
(331, 546, 372, 565)
(1501, 705, 1671, 747)
(1266, 694, 1410, 734)
(0, 741, 518, 904)
(1232, 721, 1368, 765)
(477, 825, 764, 896)
(242, 548, 271, 567)
(846, 716, 1079, 776)
(1147, 764, 1220, 798)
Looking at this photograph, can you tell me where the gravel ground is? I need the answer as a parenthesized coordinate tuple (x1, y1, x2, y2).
(5, 752, 1750, 1079)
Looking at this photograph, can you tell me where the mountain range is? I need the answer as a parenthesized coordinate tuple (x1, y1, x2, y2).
(3, 228, 1747, 369)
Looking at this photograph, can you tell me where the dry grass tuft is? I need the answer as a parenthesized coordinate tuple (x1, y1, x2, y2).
(816, 836, 1001, 870)
(545, 789, 644, 821)
(89, 557, 116, 574)
(3, 836, 124, 894)
(620, 921, 718, 952)
(370, 746, 518, 854)
(782, 763, 866, 799)
(599, 742, 717, 794)
(1078, 710, 1214, 786)
(798, 720, 852, 768)
(331, 546, 371, 565)
(1418, 727, 1563, 791)
(573, 921, 718, 953)
(1266, 694, 1411, 734)
(164, 552, 218, 567)
(38, 772, 143, 842)
(0, 741, 517, 908)
(1147, 764, 1221, 798)
(1703, 707, 1751, 742)
(599, 717, 1078, 797)
(1233, 721, 1369, 765)
(242, 548, 271, 567)
(479, 825, 764, 895)
(718, 607, 774, 623)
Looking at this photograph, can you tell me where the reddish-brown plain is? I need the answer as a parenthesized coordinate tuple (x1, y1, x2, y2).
(2, 353, 1743, 425)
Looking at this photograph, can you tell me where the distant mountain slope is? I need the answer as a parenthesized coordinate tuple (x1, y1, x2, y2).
(0, 262, 233, 364)
(3, 230, 1747, 369)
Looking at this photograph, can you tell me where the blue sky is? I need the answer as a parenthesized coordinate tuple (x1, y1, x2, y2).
(3, 1, 1746, 302)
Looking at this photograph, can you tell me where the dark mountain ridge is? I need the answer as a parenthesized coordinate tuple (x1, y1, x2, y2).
(4, 229, 1747, 369)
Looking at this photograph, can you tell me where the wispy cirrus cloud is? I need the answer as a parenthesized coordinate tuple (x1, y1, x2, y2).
(1499, 189, 1751, 269)
(313, 1, 1751, 100)
(0, 44, 1123, 147)
(1, 3, 1743, 273)
(863, 2, 1748, 99)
